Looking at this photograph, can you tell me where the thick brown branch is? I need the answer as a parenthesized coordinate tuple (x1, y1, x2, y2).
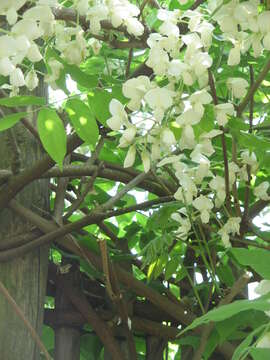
(0, 133, 83, 212)
(60, 277, 126, 360)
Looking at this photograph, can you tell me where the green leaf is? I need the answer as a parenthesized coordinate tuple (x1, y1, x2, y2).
(0, 112, 27, 131)
(65, 99, 99, 146)
(80, 334, 102, 360)
(216, 262, 235, 287)
(0, 96, 45, 107)
(250, 348, 270, 360)
(88, 86, 126, 126)
(228, 117, 250, 131)
(231, 248, 270, 279)
(232, 324, 266, 360)
(232, 130, 269, 153)
(37, 108, 67, 169)
(64, 63, 98, 89)
(41, 325, 54, 351)
(180, 293, 270, 334)
(165, 257, 179, 280)
(216, 310, 267, 344)
(88, 90, 111, 126)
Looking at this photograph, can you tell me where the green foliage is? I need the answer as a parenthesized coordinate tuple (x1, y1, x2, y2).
(65, 99, 99, 146)
(181, 293, 270, 334)
(0, 95, 46, 107)
(37, 108, 67, 169)
(0, 112, 28, 131)
(4, 1, 270, 359)
(231, 248, 270, 279)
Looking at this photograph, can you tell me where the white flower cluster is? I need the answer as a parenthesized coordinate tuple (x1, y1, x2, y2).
(0, 0, 145, 94)
(213, 0, 270, 65)
(103, 1, 270, 227)
(77, 0, 144, 36)
(1, 0, 268, 232)
(107, 77, 178, 172)
(0, 1, 56, 94)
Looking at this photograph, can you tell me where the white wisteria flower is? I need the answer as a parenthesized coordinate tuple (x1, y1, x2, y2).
(228, 162, 240, 187)
(255, 279, 270, 318)
(141, 150, 151, 173)
(10, 67, 25, 87)
(241, 150, 258, 174)
(122, 76, 151, 111)
(227, 78, 249, 99)
(87, 4, 109, 34)
(189, 89, 212, 117)
(76, 0, 89, 16)
(25, 69, 39, 91)
(218, 217, 241, 248)
(192, 195, 213, 223)
(228, 44, 241, 66)
(161, 127, 176, 147)
(124, 145, 136, 168)
(118, 126, 137, 148)
(171, 211, 191, 239)
(174, 174, 197, 204)
(254, 181, 270, 201)
(215, 103, 234, 126)
(107, 99, 128, 131)
(144, 87, 174, 122)
(45, 59, 64, 88)
(209, 175, 226, 207)
(0, 57, 15, 77)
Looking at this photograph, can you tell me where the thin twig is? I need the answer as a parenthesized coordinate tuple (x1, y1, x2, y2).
(208, 69, 231, 213)
(242, 65, 255, 225)
(237, 56, 270, 116)
(232, 138, 241, 216)
(126, 48, 133, 78)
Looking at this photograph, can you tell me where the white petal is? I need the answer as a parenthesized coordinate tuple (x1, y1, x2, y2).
(124, 145, 136, 168)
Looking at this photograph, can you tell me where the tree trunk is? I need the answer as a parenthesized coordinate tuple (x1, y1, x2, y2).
(54, 262, 81, 360)
(0, 82, 49, 359)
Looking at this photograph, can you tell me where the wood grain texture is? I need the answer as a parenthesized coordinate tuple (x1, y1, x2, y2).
(0, 80, 49, 360)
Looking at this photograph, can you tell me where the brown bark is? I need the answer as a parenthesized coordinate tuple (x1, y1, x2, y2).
(0, 81, 49, 359)
(54, 264, 81, 360)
